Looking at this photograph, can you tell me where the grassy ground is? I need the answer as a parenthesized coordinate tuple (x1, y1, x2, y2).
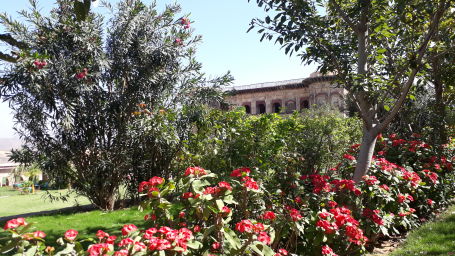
(0, 187, 90, 217)
(389, 204, 455, 256)
(0, 207, 146, 246)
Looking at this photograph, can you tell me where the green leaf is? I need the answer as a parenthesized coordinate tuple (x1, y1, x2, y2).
(384, 105, 390, 111)
(74, 0, 91, 22)
(222, 227, 241, 249)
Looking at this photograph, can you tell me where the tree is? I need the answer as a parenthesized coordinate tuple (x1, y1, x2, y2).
(248, 0, 453, 181)
(0, 0, 229, 210)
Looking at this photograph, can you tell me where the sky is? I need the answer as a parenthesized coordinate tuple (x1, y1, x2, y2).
(0, 0, 317, 138)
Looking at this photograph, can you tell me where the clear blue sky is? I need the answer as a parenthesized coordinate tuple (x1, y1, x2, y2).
(0, 0, 316, 138)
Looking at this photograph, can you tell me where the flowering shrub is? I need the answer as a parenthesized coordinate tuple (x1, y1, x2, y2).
(1, 136, 453, 255)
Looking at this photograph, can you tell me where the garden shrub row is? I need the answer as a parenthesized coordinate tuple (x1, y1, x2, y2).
(1, 133, 453, 255)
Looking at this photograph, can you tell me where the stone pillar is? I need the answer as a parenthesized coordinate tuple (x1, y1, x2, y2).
(251, 100, 257, 115)
(265, 99, 272, 113)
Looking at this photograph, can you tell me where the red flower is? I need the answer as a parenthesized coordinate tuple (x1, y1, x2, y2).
(193, 225, 201, 233)
(218, 181, 232, 190)
(184, 166, 206, 176)
(362, 175, 379, 185)
(121, 224, 137, 236)
(262, 211, 276, 221)
(230, 167, 251, 177)
(64, 229, 78, 241)
(289, 208, 302, 221)
(33, 231, 46, 239)
(327, 201, 338, 208)
(3, 218, 27, 230)
(318, 211, 331, 219)
(181, 192, 194, 199)
(221, 206, 231, 214)
(235, 220, 254, 233)
(277, 248, 288, 255)
(211, 242, 221, 250)
(180, 18, 191, 29)
(96, 230, 109, 239)
(118, 238, 134, 247)
(343, 154, 356, 161)
(257, 232, 271, 244)
(427, 199, 434, 206)
(322, 245, 338, 256)
(149, 176, 164, 186)
(316, 220, 337, 234)
(242, 176, 259, 190)
(87, 243, 111, 256)
(174, 38, 183, 45)
(33, 60, 47, 69)
(75, 68, 88, 79)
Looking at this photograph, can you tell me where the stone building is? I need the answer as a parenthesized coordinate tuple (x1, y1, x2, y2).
(224, 72, 347, 114)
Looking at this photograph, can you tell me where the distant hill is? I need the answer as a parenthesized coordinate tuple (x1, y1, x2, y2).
(0, 137, 22, 151)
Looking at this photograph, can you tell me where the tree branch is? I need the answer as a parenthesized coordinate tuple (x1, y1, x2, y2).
(0, 51, 18, 63)
(0, 33, 28, 49)
(373, 0, 449, 134)
(329, 0, 358, 33)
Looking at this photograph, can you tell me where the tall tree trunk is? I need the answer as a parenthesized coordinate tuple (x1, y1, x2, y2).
(432, 56, 448, 145)
(353, 128, 377, 182)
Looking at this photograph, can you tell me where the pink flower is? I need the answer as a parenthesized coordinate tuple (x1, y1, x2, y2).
(96, 230, 109, 239)
(64, 229, 78, 241)
(33, 60, 47, 69)
(257, 232, 271, 244)
(87, 243, 111, 256)
(221, 206, 231, 214)
(327, 201, 338, 208)
(3, 218, 27, 230)
(218, 181, 232, 190)
(33, 231, 46, 239)
(289, 208, 302, 221)
(121, 224, 138, 236)
(211, 242, 221, 250)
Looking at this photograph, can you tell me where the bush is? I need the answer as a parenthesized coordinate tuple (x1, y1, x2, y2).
(1, 136, 453, 256)
(177, 106, 362, 178)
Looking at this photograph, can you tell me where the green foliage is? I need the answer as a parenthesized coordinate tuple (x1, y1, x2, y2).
(178, 106, 362, 176)
(0, 0, 230, 210)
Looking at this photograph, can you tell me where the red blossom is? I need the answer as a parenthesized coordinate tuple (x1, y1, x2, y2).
(235, 219, 254, 233)
(262, 211, 276, 221)
(257, 231, 271, 244)
(343, 154, 356, 161)
(230, 167, 251, 177)
(184, 166, 207, 176)
(121, 224, 137, 236)
(64, 229, 78, 241)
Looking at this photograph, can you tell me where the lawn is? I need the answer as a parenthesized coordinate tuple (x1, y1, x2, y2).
(390, 204, 455, 256)
(0, 187, 90, 217)
(0, 207, 146, 246)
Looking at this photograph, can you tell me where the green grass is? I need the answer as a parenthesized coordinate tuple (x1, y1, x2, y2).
(0, 207, 147, 246)
(390, 204, 455, 256)
(0, 188, 90, 217)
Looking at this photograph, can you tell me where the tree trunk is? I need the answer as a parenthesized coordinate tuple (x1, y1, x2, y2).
(353, 129, 377, 182)
(432, 56, 448, 145)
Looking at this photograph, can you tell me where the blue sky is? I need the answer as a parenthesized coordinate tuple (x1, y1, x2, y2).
(0, 0, 316, 138)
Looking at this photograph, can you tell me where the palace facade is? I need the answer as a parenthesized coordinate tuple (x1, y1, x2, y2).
(224, 72, 347, 114)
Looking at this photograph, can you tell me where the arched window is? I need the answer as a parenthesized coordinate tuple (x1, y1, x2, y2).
(244, 105, 251, 114)
(285, 100, 296, 114)
(273, 102, 281, 113)
(301, 99, 309, 109)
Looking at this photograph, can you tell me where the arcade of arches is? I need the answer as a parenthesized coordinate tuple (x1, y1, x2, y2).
(225, 73, 346, 115)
